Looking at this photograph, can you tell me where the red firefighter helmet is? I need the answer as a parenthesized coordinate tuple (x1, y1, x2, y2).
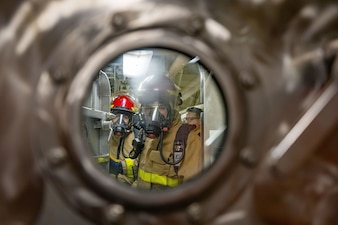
(110, 95, 137, 137)
(110, 95, 136, 114)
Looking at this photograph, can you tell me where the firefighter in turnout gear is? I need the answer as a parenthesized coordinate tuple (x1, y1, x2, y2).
(131, 75, 202, 190)
(109, 94, 137, 185)
(185, 107, 203, 137)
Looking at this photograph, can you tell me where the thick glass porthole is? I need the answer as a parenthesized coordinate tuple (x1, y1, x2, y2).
(81, 48, 227, 191)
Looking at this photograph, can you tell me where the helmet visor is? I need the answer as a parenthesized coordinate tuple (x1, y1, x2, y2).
(141, 103, 169, 138)
(141, 104, 168, 122)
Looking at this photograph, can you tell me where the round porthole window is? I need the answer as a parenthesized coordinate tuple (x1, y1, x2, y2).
(81, 47, 228, 191)
(33, 3, 247, 224)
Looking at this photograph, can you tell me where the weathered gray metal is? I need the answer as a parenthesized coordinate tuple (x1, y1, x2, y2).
(0, 0, 337, 225)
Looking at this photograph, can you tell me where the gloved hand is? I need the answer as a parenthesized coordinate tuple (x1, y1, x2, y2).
(109, 160, 123, 175)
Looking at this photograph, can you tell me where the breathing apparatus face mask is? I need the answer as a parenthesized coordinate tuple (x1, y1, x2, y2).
(140, 104, 170, 139)
(112, 113, 132, 137)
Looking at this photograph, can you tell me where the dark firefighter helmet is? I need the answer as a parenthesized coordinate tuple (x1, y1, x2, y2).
(137, 75, 182, 126)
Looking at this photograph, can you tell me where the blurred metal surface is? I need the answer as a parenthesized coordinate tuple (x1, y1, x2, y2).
(0, 0, 337, 225)
(82, 71, 112, 172)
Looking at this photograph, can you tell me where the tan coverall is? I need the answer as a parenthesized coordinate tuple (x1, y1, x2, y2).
(109, 132, 135, 185)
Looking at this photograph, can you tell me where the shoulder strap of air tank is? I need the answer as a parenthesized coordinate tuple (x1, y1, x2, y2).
(173, 124, 196, 173)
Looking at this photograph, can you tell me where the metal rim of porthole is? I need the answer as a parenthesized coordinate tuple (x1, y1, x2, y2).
(34, 2, 247, 224)
(66, 32, 245, 206)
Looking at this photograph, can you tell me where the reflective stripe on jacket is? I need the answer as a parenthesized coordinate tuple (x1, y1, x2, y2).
(138, 168, 179, 187)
